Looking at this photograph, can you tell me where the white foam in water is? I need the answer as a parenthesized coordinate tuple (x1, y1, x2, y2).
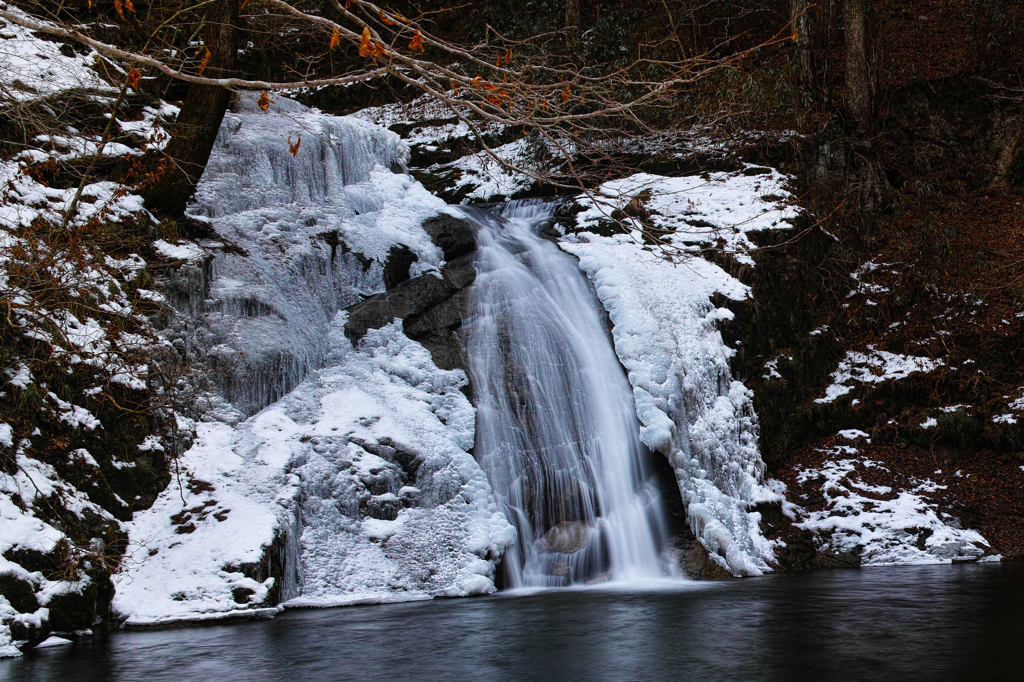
(466, 201, 675, 587)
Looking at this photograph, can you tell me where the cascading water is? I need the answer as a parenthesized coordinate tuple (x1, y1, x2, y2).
(467, 201, 674, 587)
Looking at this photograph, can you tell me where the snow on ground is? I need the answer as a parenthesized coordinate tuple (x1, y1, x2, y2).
(353, 93, 506, 153)
(352, 94, 459, 130)
(559, 169, 797, 576)
(815, 347, 945, 404)
(0, 7, 113, 102)
(424, 138, 540, 202)
(790, 445, 990, 565)
(115, 321, 514, 623)
(111, 416, 287, 626)
(0, 9, 172, 230)
(574, 168, 797, 266)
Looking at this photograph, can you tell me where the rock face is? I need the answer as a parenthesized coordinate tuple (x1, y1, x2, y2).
(421, 214, 479, 261)
(345, 214, 480, 378)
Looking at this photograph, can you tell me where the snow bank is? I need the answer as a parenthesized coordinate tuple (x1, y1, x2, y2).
(574, 168, 797, 266)
(0, 7, 113, 102)
(114, 321, 513, 623)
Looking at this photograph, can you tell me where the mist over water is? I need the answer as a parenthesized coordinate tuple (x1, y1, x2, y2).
(464, 201, 673, 587)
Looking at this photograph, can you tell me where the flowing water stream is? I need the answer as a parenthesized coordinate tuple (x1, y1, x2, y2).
(465, 201, 673, 587)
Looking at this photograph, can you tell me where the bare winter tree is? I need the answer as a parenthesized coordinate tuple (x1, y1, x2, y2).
(565, 0, 581, 48)
(842, 0, 871, 134)
(0, 0, 790, 218)
(790, 0, 813, 99)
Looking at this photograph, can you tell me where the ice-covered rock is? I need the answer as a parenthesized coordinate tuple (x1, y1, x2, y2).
(176, 94, 461, 414)
(562, 235, 778, 575)
(115, 321, 513, 622)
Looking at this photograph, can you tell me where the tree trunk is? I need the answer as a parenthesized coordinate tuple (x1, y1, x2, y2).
(843, 0, 871, 134)
(791, 0, 813, 96)
(141, 0, 239, 216)
(991, 116, 1022, 190)
(841, 0, 886, 207)
(565, 0, 580, 48)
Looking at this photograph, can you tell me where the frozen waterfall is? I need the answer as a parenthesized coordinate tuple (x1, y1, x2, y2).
(466, 201, 674, 587)
(182, 93, 446, 415)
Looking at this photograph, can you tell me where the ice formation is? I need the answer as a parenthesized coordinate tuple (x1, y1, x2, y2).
(561, 170, 797, 576)
(114, 96, 513, 625)
(181, 93, 455, 414)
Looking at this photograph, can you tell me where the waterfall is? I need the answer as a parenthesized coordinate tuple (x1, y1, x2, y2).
(466, 201, 673, 587)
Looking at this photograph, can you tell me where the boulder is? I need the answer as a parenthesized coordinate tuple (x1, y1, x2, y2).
(421, 214, 479, 261)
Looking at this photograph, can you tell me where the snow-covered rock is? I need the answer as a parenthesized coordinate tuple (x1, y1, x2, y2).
(791, 448, 991, 565)
(115, 321, 514, 624)
(560, 170, 797, 576)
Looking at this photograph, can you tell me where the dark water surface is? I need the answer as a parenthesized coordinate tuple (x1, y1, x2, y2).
(3, 563, 1022, 681)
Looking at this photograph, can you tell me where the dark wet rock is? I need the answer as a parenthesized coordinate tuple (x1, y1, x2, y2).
(224, 528, 295, 607)
(421, 214, 479, 261)
(231, 586, 256, 604)
(0, 574, 38, 614)
(415, 333, 468, 375)
(383, 244, 418, 289)
(405, 290, 469, 338)
(438, 254, 477, 288)
(346, 224, 478, 380)
(345, 274, 455, 339)
(365, 494, 403, 521)
(48, 583, 101, 632)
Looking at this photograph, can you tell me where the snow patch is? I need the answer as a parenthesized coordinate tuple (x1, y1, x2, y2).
(815, 348, 944, 404)
(793, 449, 989, 565)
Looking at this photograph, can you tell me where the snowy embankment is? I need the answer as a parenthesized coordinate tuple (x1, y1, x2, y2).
(1, 8, 188, 656)
(788, 437, 991, 565)
(115, 322, 513, 624)
(561, 169, 796, 576)
(113, 96, 514, 626)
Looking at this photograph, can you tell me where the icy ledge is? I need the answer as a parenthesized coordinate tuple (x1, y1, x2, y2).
(114, 321, 514, 625)
(561, 235, 779, 576)
(558, 169, 797, 576)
